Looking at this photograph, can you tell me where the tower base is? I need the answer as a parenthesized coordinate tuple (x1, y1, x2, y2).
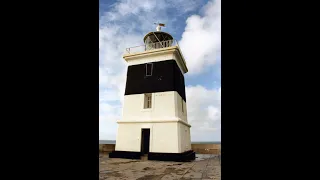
(108, 151, 141, 160)
(148, 150, 196, 162)
(109, 150, 196, 162)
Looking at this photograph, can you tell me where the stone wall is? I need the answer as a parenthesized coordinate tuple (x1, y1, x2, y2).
(99, 143, 220, 154)
(99, 144, 115, 152)
(191, 144, 221, 154)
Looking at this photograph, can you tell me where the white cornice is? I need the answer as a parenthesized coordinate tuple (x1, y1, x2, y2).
(123, 46, 188, 73)
(117, 118, 191, 127)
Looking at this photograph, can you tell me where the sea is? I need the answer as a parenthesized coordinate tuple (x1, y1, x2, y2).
(99, 140, 220, 144)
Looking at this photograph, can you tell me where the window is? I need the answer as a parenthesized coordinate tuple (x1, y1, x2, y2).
(144, 93, 152, 109)
(146, 63, 153, 76)
(182, 98, 184, 113)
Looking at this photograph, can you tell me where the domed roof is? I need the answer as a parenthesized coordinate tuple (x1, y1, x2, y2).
(143, 31, 173, 43)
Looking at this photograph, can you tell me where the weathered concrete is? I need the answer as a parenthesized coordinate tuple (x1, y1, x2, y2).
(99, 153, 221, 180)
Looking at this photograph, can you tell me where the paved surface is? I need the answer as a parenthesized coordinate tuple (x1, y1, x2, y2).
(99, 153, 221, 180)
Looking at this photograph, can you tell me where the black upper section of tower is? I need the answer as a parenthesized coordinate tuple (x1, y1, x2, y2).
(124, 60, 186, 102)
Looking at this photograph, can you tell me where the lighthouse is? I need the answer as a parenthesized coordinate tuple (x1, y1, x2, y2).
(109, 24, 195, 162)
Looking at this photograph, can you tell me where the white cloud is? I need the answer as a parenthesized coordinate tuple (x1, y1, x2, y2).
(208, 105, 221, 122)
(99, 101, 122, 140)
(99, 0, 221, 141)
(100, 0, 203, 35)
(186, 85, 221, 141)
(179, 0, 221, 75)
(99, 114, 118, 140)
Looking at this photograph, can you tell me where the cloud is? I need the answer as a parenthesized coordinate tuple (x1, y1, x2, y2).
(179, 0, 221, 75)
(99, 114, 118, 140)
(99, 101, 122, 140)
(186, 85, 221, 141)
(100, 0, 204, 35)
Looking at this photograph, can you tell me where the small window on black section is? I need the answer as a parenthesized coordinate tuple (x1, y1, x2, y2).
(146, 63, 153, 76)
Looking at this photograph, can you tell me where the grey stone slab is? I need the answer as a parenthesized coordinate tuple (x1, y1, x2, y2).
(183, 172, 202, 179)
(99, 154, 220, 180)
(160, 174, 180, 180)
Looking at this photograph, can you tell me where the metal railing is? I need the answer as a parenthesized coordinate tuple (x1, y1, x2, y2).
(125, 39, 179, 54)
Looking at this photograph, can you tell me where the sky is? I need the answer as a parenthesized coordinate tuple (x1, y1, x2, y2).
(99, 0, 221, 142)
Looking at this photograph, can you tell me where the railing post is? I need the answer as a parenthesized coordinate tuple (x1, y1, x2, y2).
(125, 39, 179, 54)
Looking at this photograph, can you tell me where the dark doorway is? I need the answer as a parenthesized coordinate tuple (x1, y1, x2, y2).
(141, 129, 150, 154)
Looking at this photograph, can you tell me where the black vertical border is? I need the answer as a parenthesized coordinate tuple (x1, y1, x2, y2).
(6, 0, 100, 179)
(221, 0, 274, 179)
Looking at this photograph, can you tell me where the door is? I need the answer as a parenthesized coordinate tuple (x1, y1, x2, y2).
(141, 129, 150, 154)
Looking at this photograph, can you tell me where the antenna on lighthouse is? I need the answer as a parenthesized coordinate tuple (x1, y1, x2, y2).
(154, 22, 165, 31)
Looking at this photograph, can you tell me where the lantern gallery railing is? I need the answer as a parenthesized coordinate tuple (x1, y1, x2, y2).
(125, 39, 180, 54)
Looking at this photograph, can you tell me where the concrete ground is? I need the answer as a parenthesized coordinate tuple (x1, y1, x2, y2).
(99, 153, 221, 180)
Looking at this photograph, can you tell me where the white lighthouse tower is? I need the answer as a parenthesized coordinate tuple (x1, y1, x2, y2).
(109, 24, 195, 161)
